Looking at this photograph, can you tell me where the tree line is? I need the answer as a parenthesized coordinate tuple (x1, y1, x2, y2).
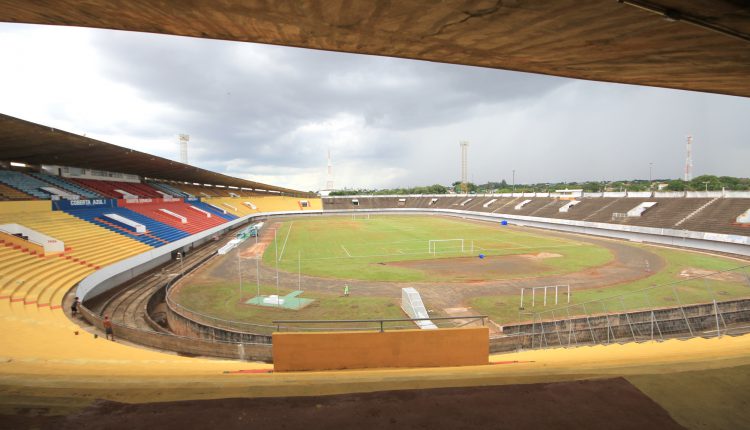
(327, 175, 749, 195)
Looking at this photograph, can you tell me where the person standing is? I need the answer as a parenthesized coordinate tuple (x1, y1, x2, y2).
(71, 297, 80, 317)
(103, 316, 114, 341)
(344, 284, 350, 297)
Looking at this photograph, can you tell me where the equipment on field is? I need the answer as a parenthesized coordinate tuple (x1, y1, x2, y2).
(501, 220, 508, 226)
(428, 238, 465, 255)
(478, 254, 485, 259)
(520, 285, 570, 309)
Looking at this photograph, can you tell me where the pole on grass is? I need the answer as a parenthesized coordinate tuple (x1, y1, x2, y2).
(256, 256, 260, 300)
(237, 248, 242, 301)
(298, 250, 301, 292)
(275, 228, 279, 307)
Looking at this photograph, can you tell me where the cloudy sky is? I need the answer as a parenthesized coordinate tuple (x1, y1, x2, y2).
(1, 23, 749, 191)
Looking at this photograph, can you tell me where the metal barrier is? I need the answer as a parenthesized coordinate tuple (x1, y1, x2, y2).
(272, 315, 488, 333)
(499, 265, 750, 350)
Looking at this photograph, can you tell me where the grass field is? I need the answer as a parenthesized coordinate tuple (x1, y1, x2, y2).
(262, 215, 612, 282)
(471, 246, 750, 324)
(174, 215, 749, 329)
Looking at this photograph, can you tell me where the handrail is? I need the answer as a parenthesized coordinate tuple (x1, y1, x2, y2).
(272, 315, 488, 333)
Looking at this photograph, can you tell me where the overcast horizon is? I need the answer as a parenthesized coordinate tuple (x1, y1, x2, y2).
(1, 23, 749, 191)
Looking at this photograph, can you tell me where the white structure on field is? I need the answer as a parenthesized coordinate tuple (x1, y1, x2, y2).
(428, 238, 465, 255)
(401, 287, 438, 329)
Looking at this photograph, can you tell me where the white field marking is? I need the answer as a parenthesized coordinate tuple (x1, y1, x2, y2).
(340, 244, 353, 257)
(277, 221, 294, 261)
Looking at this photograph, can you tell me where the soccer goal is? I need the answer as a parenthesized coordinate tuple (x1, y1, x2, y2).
(428, 239, 465, 255)
(352, 213, 371, 220)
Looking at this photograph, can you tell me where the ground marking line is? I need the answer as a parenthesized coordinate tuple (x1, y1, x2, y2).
(341, 244, 352, 257)
(277, 221, 294, 261)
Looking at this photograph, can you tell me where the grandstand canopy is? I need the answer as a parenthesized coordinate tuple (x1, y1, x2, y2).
(0, 114, 309, 196)
(0, 1, 748, 97)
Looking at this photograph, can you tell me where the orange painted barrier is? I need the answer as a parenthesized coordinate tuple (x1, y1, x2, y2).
(273, 327, 489, 372)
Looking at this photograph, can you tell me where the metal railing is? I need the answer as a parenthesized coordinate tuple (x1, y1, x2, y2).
(499, 264, 750, 350)
(272, 315, 488, 333)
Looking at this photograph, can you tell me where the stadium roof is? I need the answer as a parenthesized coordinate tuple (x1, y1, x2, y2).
(0, 114, 310, 196)
(0, 1, 748, 97)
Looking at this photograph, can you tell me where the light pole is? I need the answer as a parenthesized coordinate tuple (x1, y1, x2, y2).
(649, 162, 653, 186)
(512, 170, 516, 193)
(703, 181, 710, 192)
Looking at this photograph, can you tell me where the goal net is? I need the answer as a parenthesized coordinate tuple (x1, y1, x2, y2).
(352, 213, 371, 220)
(428, 239, 465, 255)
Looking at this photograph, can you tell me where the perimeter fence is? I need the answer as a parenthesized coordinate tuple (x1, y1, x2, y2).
(500, 264, 750, 350)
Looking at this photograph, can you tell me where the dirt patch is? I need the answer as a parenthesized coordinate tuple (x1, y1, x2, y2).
(385, 254, 549, 281)
(679, 267, 747, 282)
(239, 222, 279, 258)
(3, 378, 685, 430)
(520, 252, 562, 260)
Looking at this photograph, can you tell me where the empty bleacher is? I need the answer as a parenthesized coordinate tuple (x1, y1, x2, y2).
(0, 202, 151, 308)
(29, 172, 101, 199)
(171, 183, 256, 198)
(0, 170, 53, 199)
(120, 200, 230, 235)
(63, 206, 190, 246)
(71, 179, 163, 198)
(146, 181, 191, 198)
(0, 183, 33, 200)
(679, 198, 750, 236)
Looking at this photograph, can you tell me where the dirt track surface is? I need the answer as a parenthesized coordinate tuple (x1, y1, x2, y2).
(2, 378, 685, 430)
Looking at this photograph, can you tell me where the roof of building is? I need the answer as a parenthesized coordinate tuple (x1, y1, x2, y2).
(0, 1, 748, 97)
(0, 113, 310, 196)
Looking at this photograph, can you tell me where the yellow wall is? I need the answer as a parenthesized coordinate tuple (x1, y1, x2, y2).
(273, 327, 489, 372)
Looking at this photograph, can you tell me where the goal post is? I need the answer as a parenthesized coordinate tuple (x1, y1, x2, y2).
(428, 239, 465, 255)
(352, 213, 371, 220)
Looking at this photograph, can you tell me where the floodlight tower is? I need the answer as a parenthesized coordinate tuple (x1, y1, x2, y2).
(684, 135, 693, 181)
(179, 134, 190, 165)
(460, 141, 469, 193)
(325, 149, 334, 190)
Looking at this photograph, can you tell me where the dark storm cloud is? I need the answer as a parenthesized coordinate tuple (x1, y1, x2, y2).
(89, 30, 566, 172)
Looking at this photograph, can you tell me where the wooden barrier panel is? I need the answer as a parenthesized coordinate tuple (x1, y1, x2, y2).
(273, 327, 488, 372)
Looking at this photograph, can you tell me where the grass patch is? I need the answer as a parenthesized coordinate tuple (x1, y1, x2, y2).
(471, 246, 750, 325)
(173, 281, 406, 333)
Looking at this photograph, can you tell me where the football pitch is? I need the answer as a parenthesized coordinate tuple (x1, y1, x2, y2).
(173, 214, 749, 329)
(261, 215, 613, 282)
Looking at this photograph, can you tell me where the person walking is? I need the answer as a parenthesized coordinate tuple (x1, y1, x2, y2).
(70, 296, 80, 317)
(103, 316, 114, 341)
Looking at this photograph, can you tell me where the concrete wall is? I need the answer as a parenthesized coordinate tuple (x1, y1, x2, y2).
(167, 302, 272, 344)
(272, 327, 489, 371)
(79, 304, 273, 361)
